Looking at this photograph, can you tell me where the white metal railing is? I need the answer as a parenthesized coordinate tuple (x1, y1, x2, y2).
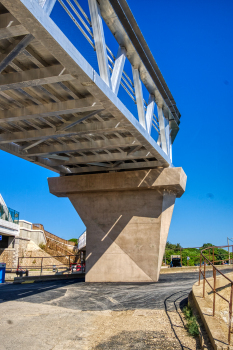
(39, 0, 174, 161)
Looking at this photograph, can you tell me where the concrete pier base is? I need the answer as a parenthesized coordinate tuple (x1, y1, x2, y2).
(48, 167, 186, 282)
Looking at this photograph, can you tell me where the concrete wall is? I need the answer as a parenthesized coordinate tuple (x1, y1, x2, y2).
(0, 218, 20, 237)
(19, 220, 46, 246)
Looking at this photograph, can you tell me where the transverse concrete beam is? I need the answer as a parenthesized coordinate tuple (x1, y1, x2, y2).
(0, 120, 125, 143)
(0, 98, 102, 123)
(0, 65, 75, 91)
(25, 136, 139, 156)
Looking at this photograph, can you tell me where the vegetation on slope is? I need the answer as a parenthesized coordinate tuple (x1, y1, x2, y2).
(164, 242, 232, 266)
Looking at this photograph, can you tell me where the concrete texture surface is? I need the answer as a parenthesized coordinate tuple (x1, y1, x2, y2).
(49, 168, 187, 282)
(48, 167, 187, 198)
(0, 271, 208, 350)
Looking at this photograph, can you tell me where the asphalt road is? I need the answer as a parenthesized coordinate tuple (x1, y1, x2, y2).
(1, 270, 229, 311)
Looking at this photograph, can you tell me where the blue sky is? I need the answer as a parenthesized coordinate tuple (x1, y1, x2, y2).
(0, 0, 232, 247)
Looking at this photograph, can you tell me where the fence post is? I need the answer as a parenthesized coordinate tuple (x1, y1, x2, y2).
(213, 267, 216, 316)
(41, 257, 43, 275)
(203, 259, 206, 298)
(213, 247, 214, 265)
(180, 248, 182, 266)
(228, 283, 233, 344)
(199, 255, 202, 286)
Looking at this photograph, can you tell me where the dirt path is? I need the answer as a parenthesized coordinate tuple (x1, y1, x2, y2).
(0, 273, 215, 349)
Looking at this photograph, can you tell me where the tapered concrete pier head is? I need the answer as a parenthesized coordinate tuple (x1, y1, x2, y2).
(48, 167, 186, 282)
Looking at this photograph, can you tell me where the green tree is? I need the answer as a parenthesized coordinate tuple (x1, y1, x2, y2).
(68, 238, 78, 245)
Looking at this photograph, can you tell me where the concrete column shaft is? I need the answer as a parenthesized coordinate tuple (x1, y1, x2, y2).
(48, 167, 187, 282)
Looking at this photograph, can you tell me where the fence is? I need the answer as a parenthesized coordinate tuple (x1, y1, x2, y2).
(0, 203, 19, 224)
(17, 254, 78, 273)
(32, 224, 76, 246)
(199, 244, 233, 345)
(163, 245, 232, 267)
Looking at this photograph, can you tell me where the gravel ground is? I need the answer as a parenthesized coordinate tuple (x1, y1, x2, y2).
(0, 272, 217, 349)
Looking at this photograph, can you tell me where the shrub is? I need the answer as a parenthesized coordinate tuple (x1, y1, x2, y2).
(183, 306, 199, 337)
(39, 243, 46, 250)
(68, 238, 78, 245)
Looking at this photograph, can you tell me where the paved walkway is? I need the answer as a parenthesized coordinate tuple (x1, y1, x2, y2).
(0, 271, 219, 350)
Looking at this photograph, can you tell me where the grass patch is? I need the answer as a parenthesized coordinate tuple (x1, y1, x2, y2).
(39, 243, 46, 250)
(183, 305, 199, 337)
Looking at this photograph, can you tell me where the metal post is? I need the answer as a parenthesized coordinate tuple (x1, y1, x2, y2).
(41, 257, 43, 275)
(180, 248, 182, 266)
(213, 247, 214, 265)
(228, 283, 233, 344)
(213, 267, 216, 316)
(203, 260, 206, 298)
(132, 67, 146, 129)
(111, 46, 126, 95)
(145, 94, 155, 135)
(88, 0, 112, 88)
(199, 255, 202, 286)
(228, 238, 230, 264)
(157, 105, 169, 155)
(68, 255, 70, 270)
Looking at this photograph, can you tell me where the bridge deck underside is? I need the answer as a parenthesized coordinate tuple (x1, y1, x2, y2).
(0, 1, 170, 175)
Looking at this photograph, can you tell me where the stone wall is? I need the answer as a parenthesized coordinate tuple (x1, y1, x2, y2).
(0, 237, 31, 268)
(0, 248, 16, 268)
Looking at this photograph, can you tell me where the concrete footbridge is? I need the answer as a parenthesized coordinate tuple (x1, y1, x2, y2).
(0, 0, 187, 282)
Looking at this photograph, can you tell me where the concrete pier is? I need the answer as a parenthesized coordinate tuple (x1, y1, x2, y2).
(48, 167, 186, 282)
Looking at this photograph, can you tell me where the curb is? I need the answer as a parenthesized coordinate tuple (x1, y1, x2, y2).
(13, 273, 85, 284)
(192, 280, 233, 350)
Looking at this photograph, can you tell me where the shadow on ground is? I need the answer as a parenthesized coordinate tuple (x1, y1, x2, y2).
(94, 330, 183, 350)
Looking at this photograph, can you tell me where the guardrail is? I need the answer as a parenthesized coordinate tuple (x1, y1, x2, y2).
(17, 254, 77, 273)
(53, 0, 163, 144)
(0, 203, 19, 224)
(199, 244, 233, 344)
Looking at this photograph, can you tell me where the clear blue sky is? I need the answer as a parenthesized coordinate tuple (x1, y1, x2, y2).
(0, 0, 232, 247)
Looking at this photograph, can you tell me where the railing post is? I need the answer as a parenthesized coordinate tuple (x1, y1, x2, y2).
(228, 241, 230, 264)
(88, 0, 112, 88)
(228, 283, 233, 344)
(213, 267, 216, 316)
(203, 259, 206, 298)
(145, 94, 155, 135)
(132, 67, 146, 129)
(199, 254, 202, 286)
(111, 46, 126, 95)
(157, 105, 170, 155)
(213, 247, 214, 265)
(41, 257, 43, 275)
